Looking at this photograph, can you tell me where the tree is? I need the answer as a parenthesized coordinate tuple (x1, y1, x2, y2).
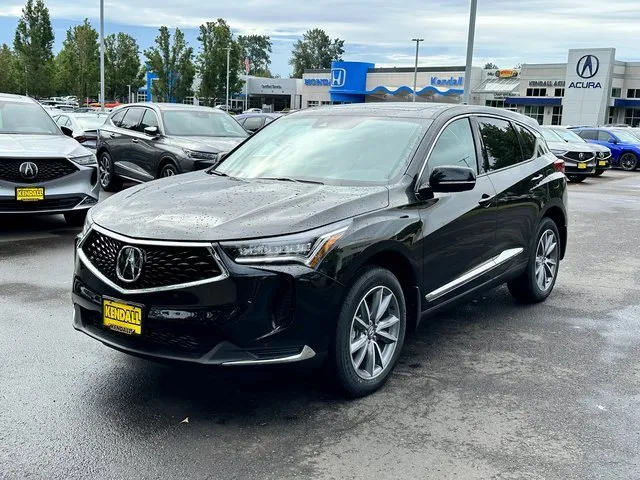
(196, 19, 243, 104)
(237, 34, 272, 77)
(0, 44, 20, 94)
(144, 26, 195, 103)
(56, 19, 99, 102)
(484, 62, 499, 70)
(13, 0, 55, 97)
(289, 29, 345, 78)
(105, 33, 144, 102)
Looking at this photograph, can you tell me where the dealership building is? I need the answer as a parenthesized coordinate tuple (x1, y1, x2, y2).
(137, 48, 640, 126)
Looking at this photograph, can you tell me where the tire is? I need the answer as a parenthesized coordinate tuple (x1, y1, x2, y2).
(331, 266, 407, 397)
(620, 152, 638, 171)
(567, 175, 586, 183)
(64, 210, 87, 227)
(508, 217, 561, 304)
(594, 170, 604, 177)
(98, 151, 122, 191)
(159, 162, 179, 178)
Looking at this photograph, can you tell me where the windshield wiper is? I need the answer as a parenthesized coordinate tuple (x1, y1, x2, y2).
(206, 169, 229, 177)
(258, 176, 324, 185)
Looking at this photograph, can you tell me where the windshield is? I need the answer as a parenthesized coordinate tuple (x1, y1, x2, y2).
(0, 101, 60, 135)
(550, 128, 585, 143)
(75, 115, 107, 130)
(539, 127, 564, 143)
(612, 129, 640, 144)
(162, 109, 247, 137)
(216, 113, 430, 185)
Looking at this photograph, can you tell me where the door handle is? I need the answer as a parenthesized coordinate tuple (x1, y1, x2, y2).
(109, 133, 116, 138)
(478, 193, 494, 207)
(131, 138, 139, 143)
(531, 174, 543, 182)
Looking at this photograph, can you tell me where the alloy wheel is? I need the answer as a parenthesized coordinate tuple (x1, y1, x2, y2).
(349, 286, 400, 380)
(161, 167, 176, 177)
(99, 154, 111, 187)
(620, 153, 637, 171)
(535, 229, 558, 292)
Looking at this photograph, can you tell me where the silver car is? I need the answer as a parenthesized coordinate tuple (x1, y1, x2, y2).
(0, 93, 99, 225)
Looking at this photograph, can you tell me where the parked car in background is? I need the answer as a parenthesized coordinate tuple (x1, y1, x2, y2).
(73, 103, 567, 397)
(538, 127, 596, 182)
(242, 108, 262, 113)
(234, 113, 283, 134)
(96, 103, 248, 191)
(547, 126, 611, 176)
(52, 112, 109, 151)
(570, 127, 640, 171)
(0, 93, 99, 225)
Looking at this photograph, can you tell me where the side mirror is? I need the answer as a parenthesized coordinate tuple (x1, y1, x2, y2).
(144, 126, 159, 136)
(609, 139, 618, 144)
(60, 125, 73, 137)
(422, 166, 477, 194)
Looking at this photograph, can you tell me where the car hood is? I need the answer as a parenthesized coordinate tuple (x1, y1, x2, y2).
(546, 141, 595, 153)
(586, 143, 610, 153)
(167, 136, 246, 153)
(0, 134, 91, 158)
(91, 172, 389, 241)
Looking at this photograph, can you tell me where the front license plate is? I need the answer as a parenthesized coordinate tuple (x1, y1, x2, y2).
(577, 162, 587, 169)
(15, 187, 44, 201)
(103, 298, 143, 335)
(598, 160, 607, 166)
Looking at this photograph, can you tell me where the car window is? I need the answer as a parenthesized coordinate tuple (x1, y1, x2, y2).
(162, 109, 248, 137)
(598, 130, 613, 142)
(426, 118, 477, 175)
(578, 130, 597, 140)
(120, 108, 144, 130)
(110, 109, 126, 127)
(243, 116, 264, 131)
(513, 124, 538, 160)
(264, 117, 277, 125)
(476, 117, 523, 171)
(138, 109, 159, 132)
(236, 118, 246, 126)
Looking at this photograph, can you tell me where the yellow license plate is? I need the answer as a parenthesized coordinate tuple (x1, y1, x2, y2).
(103, 298, 143, 335)
(577, 163, 587, 169)
(15, 187, 44, 201)
(598, 161, 607, 166)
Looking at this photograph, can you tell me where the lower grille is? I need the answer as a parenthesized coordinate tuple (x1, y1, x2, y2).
(82, 229, 224, 290)
(0, 196, 83, 212)
(0, 157, 78, 183)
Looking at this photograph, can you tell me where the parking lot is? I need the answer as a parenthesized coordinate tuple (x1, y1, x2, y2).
(0, 170, 638, 479)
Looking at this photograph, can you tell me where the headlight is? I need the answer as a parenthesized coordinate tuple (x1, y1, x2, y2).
(550, 149, 568, 156)
(71, 153, 97, 166)
(79, 209, 94, 240)
(183, 149, 218, 161)
(221, 224, 349, 268)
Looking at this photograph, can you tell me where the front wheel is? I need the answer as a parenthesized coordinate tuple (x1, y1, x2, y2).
(620, 152, 638, 171)
(98, 151, 122, 191)
(331, 267, 406, 397)
(159, 163, 179, 178)
(508, 217, 561, 304)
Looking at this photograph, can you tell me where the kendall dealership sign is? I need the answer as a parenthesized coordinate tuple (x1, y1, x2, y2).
(431, 76, 464, 87)
(529, 80, 565, 87)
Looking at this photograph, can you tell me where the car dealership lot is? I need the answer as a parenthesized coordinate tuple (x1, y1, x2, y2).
(1, 171, 639, 479)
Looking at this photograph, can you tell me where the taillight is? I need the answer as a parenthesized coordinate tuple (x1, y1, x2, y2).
(553, 159, 565, 174)
(75, 135, 87, 144)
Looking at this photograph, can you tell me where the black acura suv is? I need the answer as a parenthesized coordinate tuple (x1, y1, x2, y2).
(72, 104, 568, 397)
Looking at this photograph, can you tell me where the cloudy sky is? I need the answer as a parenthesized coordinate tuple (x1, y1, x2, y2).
(1, 0, 640, 76)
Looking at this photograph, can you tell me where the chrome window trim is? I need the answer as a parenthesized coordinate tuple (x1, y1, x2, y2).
(425, 247, 524, 302)
(77, 224, 229, 294)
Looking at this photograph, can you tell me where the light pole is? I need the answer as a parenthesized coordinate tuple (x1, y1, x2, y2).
(99, 0, 105, 111)
(225, 46, 231, 110)
(462, 0, 478, 105)
(411, 38, 424, 103)
(127, 84, 131, 103)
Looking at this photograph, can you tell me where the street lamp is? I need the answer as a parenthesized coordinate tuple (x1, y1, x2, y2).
(99, 0, 105, 111)
(411, 38, 424, 103)
(127, 84, 131, 104)
(462, 0, 478, 105)
(224, 46, 231, 110)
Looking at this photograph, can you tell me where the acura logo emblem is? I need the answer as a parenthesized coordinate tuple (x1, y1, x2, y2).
(576, 55, 600, 79)
(579, 152, 585, 160)
(116, 246, 145, 283)
(331, 68, 346, 88)
(19, 162, 38, 180)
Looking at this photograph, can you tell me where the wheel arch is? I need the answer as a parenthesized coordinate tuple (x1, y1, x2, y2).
(541, 205, 567, 260)
(157, 156, 180, 177)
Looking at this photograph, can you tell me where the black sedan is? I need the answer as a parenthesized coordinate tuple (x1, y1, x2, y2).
(73, 104, 567, 397)
(95, 103, 248, 191)
(234, 113, 284, 134)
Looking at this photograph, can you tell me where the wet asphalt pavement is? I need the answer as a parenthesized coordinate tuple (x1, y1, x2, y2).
(1, 171, 639, 480)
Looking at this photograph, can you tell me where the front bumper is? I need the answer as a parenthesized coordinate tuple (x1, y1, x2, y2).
(72, 236, 343, 366)
(0, 165, 99, 214)
(594, 156, 611, 172)
(563, 158, 596, 176)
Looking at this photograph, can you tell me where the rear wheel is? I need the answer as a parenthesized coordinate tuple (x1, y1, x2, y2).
(508, 217, 560, 304)
(567, 175, 586, 183)
(64, 210, 87, 227)
(620, 152, 638, 171)
(331, 267, 406, 397)
(98, 151, 122, 191)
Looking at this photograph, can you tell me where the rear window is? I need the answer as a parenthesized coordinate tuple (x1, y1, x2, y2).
(513, 124, 537, 160)
(577, 130, 597, 140)
(476, 117, 523, 171)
